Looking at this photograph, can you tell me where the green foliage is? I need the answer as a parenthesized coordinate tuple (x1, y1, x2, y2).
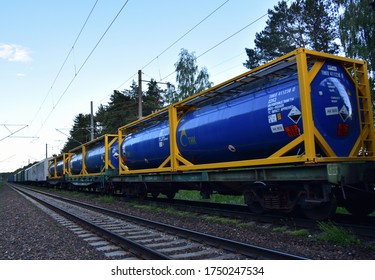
(273, 226, 310, 237)
(99, 195, 115, 204)
(337, 0, 375, 69)
(335, 0, 375, 99)
(167, 48, 213, 103)
(202, 215, 240, 225)
(143, 79, 166, 115)
(244, 0, 339, 68)
(285, 229, 310, 237)
(61, 113, 93, 152)
(174, 190, 244, 204)
(336, 207, 350, 215)
(318, 222, 360, 245)
(99, 85, 138, 135)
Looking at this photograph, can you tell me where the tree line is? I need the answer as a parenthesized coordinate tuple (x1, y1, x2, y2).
(61, 0, 375, 153)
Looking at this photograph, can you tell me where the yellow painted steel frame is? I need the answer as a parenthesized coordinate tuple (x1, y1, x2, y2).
(68, 134, 118, 178)
(118, 48, 375, 175)
(47, 153, 72, 179)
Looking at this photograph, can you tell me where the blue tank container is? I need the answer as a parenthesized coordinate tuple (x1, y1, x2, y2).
(71, 139, 119, 174)
(85, 143, 105, 173)
(49, 162, 55, 177)
(70, 153, 83, 175)
(122, 122, 170, 169)
(121, 61, 360, 169)
(55, 160, 66, 176)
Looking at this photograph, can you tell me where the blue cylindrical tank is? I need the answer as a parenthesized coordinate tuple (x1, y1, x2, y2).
(55, 159, 66, 176)
(71, 139, 119, 174)
(85, 143, 105, 173)
(86, 143, 105, 173)
(121, 61, 360, 169)
(122, 122, 170, 169)
(70, 153, 83, 175)
(49, 162, 55, 177)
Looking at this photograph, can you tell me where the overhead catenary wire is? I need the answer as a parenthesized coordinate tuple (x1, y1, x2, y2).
(29, 0, 99, 127)
(115, 0, 229, 93)
(161, 11, 270, 81)
(35, 0, 131, 136)
(139, 0, 230, 71)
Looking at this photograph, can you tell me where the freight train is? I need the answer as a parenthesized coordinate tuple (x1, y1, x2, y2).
(12, 49, 375, 220)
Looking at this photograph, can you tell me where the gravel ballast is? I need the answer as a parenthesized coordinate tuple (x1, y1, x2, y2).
(1, 184, 374, 260)
(0, 184, 106, 260)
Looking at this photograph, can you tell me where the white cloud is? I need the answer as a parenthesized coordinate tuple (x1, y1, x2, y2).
(0, 43, 32, 63)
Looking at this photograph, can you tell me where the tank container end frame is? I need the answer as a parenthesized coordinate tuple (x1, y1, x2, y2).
(48, 153, 72, 179)
(68, 134, 119, 178)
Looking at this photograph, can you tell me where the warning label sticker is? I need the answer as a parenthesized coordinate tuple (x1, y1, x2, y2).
(288, 106, 302, 124)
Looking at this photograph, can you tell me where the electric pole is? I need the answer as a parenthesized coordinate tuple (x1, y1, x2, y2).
(90, 101, 94, 141)
(138, 70, 142, 119)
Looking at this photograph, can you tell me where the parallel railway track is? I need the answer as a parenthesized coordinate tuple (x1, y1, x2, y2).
(144, 197, 375, 238)
(9, 184, 307, 260)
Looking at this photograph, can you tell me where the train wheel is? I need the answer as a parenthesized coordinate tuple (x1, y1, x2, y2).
(138, 190, 147, 200)
(342, 189, 375, 217)
(166, 191, 176, 200)
(138, 183, 148, 200)
(151, 191, 160, 198)
(302, 195, 337, 220)
(244, 191, 264, 214)
(345, 202, 374, 217)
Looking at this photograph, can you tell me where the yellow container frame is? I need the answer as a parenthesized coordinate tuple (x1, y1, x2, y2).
(48, 153, 72, 179)
(67, 134, 119, 178)
(118, 48, 375, 175)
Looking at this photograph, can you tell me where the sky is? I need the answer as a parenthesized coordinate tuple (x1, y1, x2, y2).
(0, 0, 281, 172)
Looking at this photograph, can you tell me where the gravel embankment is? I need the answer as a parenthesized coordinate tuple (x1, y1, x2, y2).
(0, 184, 106, 260)
(1, 183, 374, 260)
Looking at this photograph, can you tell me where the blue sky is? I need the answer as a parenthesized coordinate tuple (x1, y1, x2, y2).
(0, 0, 280, 172)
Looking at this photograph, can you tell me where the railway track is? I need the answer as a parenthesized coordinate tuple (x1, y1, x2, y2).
(46, 187, 375, 237)
(10, 184, 307, 260)
(144, 196, 375, 238)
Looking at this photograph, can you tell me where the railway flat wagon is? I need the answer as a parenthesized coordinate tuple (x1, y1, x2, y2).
(48, 134, 119, 192)
(116, 48, 375, 219)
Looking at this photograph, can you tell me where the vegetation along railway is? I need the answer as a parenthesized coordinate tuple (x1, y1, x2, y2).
(9, 49, 375, 221)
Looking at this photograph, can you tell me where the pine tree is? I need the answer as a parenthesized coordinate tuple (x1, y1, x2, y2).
(143, 79, 165, 115)
(244, 0, 339, 69)
(61, 113, 91, 152)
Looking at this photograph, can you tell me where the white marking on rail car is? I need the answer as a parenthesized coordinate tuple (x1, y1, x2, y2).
(270, 124, 284, 133)
(268, 114, 277, 124)
(325, 106, 339, 116)
(327, 65, 338, 71)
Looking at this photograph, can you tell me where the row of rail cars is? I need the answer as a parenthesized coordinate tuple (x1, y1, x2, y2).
(13, 158, 50, 187)
(12, 49, 375, 220)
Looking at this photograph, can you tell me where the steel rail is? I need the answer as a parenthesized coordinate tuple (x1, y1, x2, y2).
(17, 185, 308, 260)
(12, 185, 171, 260)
